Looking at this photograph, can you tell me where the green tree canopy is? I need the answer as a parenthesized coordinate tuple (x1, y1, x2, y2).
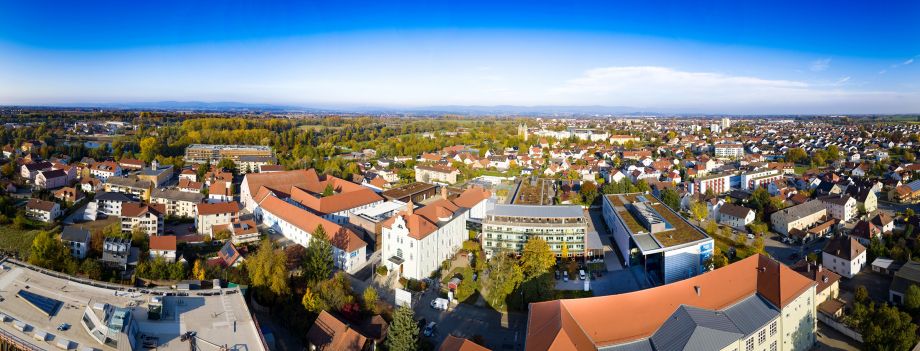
(387, 306, 419, 351)
(521, 238, 555, 280)
(304, 224, 333, 284)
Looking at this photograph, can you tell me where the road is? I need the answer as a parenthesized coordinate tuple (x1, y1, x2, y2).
(413, 289, 526, 351)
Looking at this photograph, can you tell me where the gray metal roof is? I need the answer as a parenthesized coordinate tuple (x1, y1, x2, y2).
(94, 191, 135, 202)
(600, 339, 654, 351)
(722, 294, 780, 336)
(650, 305, 743, 351)
(61, 226, 90, 243)
(489, 204, 584, 218)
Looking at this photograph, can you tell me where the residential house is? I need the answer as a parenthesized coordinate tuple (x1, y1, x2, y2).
(849, 220, 882, 246)
(90, 161, 122, 181)
(35, 169, 68, 189)
(54, 186, 84, 204)
(382, 199, 469, 280)
(819, 195, 857, 223)
(120, 203, 165, 236)
(414, 164, 460, 184)
(791, 261, 840, 304)
(61, 226, 91, 259)
(216, 241, 244, 267)
(440, 336, 490, 351)
(26, 199, 61, 223)
(869, 212, 894, 234)
(306, 311, 374, 351)
(889, 261, 920, 305)
(149, 235, 177, 263)
(80, 178, 103, 193)
(100, 237, 132, 271)
(94, 191, 136, 216)
(196, 201, 240, 237)
(822, 236, 867, 279)
(20, 161, 52, 181)
(718, 203, 755, 230)
(178, 178, 204, 193)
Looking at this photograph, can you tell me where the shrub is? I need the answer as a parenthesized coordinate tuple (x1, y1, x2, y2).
(376, 265, 388, 276)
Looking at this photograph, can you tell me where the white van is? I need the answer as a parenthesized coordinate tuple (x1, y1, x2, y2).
(579, 270, 586, 280)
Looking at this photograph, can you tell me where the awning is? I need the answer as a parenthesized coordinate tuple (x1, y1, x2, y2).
(388, 256, 405, 265)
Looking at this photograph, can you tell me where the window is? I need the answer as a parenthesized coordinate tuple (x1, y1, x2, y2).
(770, 341, 777, 351)
(769, 321, 777, 337)
(758, 329, 766, 344)
(746, 338, 754, 351)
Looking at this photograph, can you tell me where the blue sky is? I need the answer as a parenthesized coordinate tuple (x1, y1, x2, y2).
(0, 0, 918, 113)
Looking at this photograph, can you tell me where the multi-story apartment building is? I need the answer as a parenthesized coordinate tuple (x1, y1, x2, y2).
(150, 188, 204, 218)
(819, 194, 857, 222)
(89, 161, 122, 181)
(694, 173, 731, 194)
(526, 254, 817, 351)
(184, 144, 273, 164)
(94, 191, 136, 216)
(196, 201, 240, 237)
(713, 143, 744, 159)
(120, 203, 165, 236)
(104, 176, 153, 202)
(602, 193, 714, 284)
(770, 200, 828, 237)
(740, 169, 782, 191)
(482, 204, 587, 258)
(25, 199, 61, 223)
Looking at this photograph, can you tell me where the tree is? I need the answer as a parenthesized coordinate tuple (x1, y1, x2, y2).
(752, 236, 765, 254)
(483, 253, 524, 308)
(579, 182, 598, 208)
(314, 272, 355, 312)
(905, 208, 915, 218)
(304, 224, 333, 284)
(748, 222, 768, 237)
(192, 259, 206, 280)
(861, 304, 918, 351)
(659, 188, 680, 211)
(855, 285, 870, 304)
(217, 158, 237, 172)
(301, 288, 321, 313)
(139, 137, 160, 163)
(362, 286, 379, 314)
(80, 260, 103, 280)
(705, 246, 729, 269)
(785, 147, 808, 164)
(689, 201, 708, 222)
(29, 231, 69, 270)
(386, 306, 419, 351)
(322, 183, 335, 197)
(904, 284, 920, 313)
(247, 239, 290, 302)
(521, 238, 555, 280)
(560, 241, 568, 259)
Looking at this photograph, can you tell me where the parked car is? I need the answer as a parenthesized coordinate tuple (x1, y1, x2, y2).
(423, 322, 437, 337)
(430, 298, 448, 311)
(747, 234, 755, 240)
(57, 323, 70, 331)
(579, 270, 586, 280)
(554, 270, 561, 280)
(563, 271, 569, 282)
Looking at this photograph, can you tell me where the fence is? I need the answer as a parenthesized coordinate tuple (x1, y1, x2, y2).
(817, 311, 864, 343)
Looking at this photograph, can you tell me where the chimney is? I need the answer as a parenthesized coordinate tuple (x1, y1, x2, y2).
(694, 285, 701, 296)
(441, 186, 448, 200)
(406, 200, 414, 215)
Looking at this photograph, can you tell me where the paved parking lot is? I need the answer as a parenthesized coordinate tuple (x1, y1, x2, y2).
(413, 290, 525, 351)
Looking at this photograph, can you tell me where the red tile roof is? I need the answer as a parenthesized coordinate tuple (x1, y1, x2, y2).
(149, 235, 177, 251)
(525, 254, 815, 350)
(197, 201, 240, 216)
(440, 335, 491, 351)
(259, 195, 366, 252)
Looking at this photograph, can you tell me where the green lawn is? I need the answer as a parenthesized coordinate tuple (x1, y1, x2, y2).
(0, 226, 40, 259)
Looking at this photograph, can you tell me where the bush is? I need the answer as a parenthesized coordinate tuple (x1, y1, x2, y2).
(376, 265, 388, 276)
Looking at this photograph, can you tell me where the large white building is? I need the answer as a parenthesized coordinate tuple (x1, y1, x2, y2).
(820, 194, 857, 223)
(713, 143, 744, 159)
(822, 236, 867, 279)
(526, 254, 817, 351)
(482, 205, 589, 258)
(381, 188, 490, 280)
(602, 193, 714, 284)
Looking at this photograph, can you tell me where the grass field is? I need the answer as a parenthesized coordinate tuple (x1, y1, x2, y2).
(0, 226, 41, 259)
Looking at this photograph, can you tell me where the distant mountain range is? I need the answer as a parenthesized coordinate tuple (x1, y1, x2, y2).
(6, 101, 882, 117)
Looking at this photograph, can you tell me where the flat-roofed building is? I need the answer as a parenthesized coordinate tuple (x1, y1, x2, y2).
(714, 143, 744, 159)
(602, 193, 714, 284)
(184, 144, 273, 164)
(694, 173, 732, 195)
(482, 204, 588, 258)
(525, 254, 817, 351)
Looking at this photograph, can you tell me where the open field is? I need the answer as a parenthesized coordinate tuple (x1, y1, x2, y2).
(0, 227, 40, 259)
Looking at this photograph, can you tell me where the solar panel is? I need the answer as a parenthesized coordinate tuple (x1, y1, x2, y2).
(17, 290, 62, 317)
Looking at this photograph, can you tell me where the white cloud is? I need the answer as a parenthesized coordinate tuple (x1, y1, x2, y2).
(810, 58, 831, 72)
(905, 58, 915, 65)
(551, 66, 920, 113)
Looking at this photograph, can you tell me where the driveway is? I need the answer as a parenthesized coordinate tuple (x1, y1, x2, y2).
(838, 270, 892, 303)
(816, 321, 861, 351)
